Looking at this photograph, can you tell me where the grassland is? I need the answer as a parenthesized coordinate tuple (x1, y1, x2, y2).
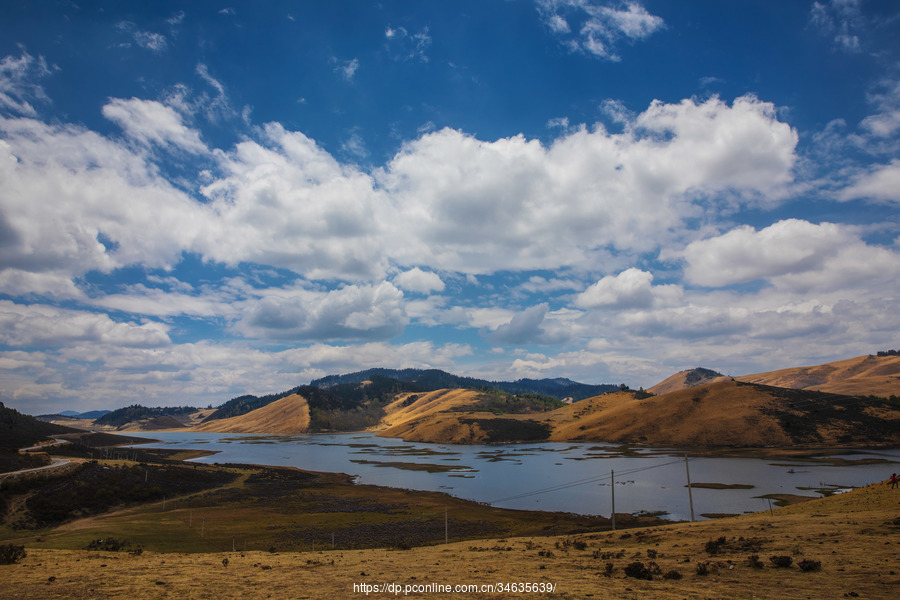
(2, 473, 897, 599)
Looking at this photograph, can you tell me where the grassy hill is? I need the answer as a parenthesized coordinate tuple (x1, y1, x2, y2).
(647, 367, 728, 395)
(736, 353, 900, 397)
(0, 402, 80, 451)
(378, 380, 900, 447)
(193, 394, 310, 434)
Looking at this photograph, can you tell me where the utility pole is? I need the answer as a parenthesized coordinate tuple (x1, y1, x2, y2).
(445, 508, 448, 544)
(610, 469, 616, 531)
(684, 455, 695, 522)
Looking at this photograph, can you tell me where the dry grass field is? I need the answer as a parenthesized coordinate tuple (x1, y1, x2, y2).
(3, 477, 898, 600)
(737, 354, 900, 397)
(192, 394, 310, 434)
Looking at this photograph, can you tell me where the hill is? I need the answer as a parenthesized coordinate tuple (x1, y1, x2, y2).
(310, 368, 618, 401)
(0, 402, 80, 450)
(647, 367, 728, 395)
(736, 353, 900, 397)
(95, 405, 200, 429)
(379, 380, 900, 447)
(192, 394, 310, 434)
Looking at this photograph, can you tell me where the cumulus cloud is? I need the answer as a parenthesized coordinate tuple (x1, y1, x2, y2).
(198, 123, 390, 280)
(576, 267, 654, 308)
(102, 98, 206, 153)
(393, 268, 445, 294)
(0, 116, 210, 293)
(681, 219, 900, 292)
(380, 95, 797, 273)
(234, 282, 408, 341)
(0, 301, 170, 348)
(536, 0, 664, 60)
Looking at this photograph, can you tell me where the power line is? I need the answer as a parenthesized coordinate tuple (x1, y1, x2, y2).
(489, 457, 687, 504)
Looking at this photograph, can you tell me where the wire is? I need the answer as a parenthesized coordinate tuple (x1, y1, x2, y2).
(489, 457, 687, 504)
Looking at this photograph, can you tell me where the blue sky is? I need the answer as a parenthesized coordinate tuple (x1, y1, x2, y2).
(1, 1, 899, 414)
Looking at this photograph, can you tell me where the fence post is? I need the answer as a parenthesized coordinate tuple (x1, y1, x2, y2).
(684, 455, 695, 522)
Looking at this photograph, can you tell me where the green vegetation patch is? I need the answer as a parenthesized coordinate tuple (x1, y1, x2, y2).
(349, 459, 475, 473)
(688, 482, 755, 490)
(459, 417, 552, 443)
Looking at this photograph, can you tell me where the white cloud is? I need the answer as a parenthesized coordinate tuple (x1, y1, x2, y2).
(385, 26, 432, 62)
(809, 0, 863, 53)
(102, 98, 206, 153)
(0, 48, 53, 117)
(0, 301, 171, 348)
(233, 282, 408, 341)
(536, 0, 664, 60)
(0, 116, 210, 293)
(380, 95, 796, 273)
(334, 58, 359, 81)
(575, 267, 654, 308)
(681, 219, 900, 292)
(394, 268, 445, 294)
(197, 123, 390, 280)
(117, 21, 168, 53)
(839, 159, 900, 202)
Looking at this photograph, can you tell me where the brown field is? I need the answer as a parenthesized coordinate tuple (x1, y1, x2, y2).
(647, 370, 730, 396)
(3, 478, 898, 599)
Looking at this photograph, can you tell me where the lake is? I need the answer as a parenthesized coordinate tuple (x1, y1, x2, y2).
(129, 431, 899, 521)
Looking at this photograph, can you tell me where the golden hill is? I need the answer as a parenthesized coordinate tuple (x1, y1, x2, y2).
(379, 389, 482, 428)
(192, 394, 310, 434)
(736, 353, 900, 397)
(647, 368, 729, 395)
(378, 381, 900, 447)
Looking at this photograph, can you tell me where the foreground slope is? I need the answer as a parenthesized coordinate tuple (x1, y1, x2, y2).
(192, 394, 310, 434)
(4, 477, 897, 600)
(737, 353, 900, 396)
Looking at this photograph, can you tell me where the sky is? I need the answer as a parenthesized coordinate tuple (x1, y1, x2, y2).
(1, 0, 899, 415)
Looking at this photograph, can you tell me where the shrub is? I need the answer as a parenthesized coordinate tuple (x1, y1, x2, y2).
(0, 544, 26, 565)
(798, 559, 821, 572)
(696, 562, 710, 576)
(704, 536, 727, 555)
(748, 554, 765, 569)
(624, 561, 653, 580)
(770, 555, 793, 568)
(663, 570, 683, 580)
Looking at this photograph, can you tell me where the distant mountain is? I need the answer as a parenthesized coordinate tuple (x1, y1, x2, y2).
(309, 368, 617, 401)
(0, 401, 80, 449)
(52, 409, 111, 419)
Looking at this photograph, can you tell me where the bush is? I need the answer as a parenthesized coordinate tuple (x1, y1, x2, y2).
(696, 561, 710, 576)
(748, 554, 765, 569)
(0, 544, 26, 565)
(770, 555, 793, 568)
(704, 536, 726, 555)
(798, 559, 821, 572)
(663, 570, 683, 580)
(624, 561, 653, 580)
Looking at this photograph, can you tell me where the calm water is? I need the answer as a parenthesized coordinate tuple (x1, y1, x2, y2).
(129, 432, 899, 521)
